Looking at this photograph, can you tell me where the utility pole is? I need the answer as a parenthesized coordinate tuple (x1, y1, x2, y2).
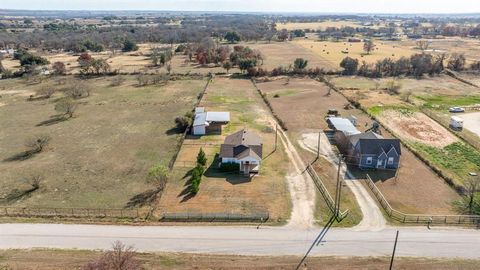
(317, 131, 321, 160)
(389, 230, 399, 270)
(334, 154, 343, 218)
(274, 124, 278, 152)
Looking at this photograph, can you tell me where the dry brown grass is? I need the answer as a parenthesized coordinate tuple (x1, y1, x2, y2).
(277, 20, 372, 31)
(2, 249, 480, 270)
(294, 39, 416, 70)
(0, 75, 206, 209)
(156, 77, 291, 222)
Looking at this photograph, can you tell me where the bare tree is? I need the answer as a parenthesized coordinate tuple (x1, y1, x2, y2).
(36, 87, 56, 99)
(386, 79, 402, 95)
(55, 98, 77, 118)
(416, 40, 430, 52)
(363, 40, 375, 55)
(84, 241, 141, 270)
(25, 135, 50, 153)
(464, 177, 479, 214)
(65, 82, 91, 99)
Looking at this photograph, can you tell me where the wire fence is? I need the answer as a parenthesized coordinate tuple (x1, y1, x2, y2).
(160, 212, 269, 222)
(0, 207, 147, 219)
(364, 175, 480, 226)
(306, 165, 349, 221)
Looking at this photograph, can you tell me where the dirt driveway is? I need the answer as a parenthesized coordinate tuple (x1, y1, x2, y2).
(299, 132, 386, 231)
(462, 111, 480, 138)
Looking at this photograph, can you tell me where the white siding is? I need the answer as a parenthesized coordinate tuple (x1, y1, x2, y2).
(192, 125, 206, 135)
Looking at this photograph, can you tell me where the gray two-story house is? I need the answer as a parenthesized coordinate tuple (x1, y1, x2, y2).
(347, 131, 401, 170)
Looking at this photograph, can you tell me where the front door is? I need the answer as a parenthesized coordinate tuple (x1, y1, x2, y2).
(377, 159, 383, 168)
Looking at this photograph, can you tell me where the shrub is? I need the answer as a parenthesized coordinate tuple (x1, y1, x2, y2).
(52, 61, 66, 75)
(64, 82, 91, 99)
(55, 97, 77, 118)
(147, 164, 169, 189)
(122, 39, 139, 52)
(189, 165, 205, 194)
(110, 76, 125, 86)
(175, 113, 192, 131)
(25, 135, 50, 153)
(36, 87, 56, 98)
(197, 148, 207, 167)
(220, 162, 240, 173)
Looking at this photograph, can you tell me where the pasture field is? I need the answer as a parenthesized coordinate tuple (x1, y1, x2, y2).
(330, 75, 480, 108)
(156, 77, 291, 222)
(256, 77, 460, 215)
(277, 20, 375, 31)
(242, 42, 333, 70)
(396, 37, 480, 63)
(293, 39, 416, 70)
(3, 249, 480, 270)
(0, 75, 206, 209)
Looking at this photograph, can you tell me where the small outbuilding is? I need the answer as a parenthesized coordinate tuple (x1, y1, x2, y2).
(450, 116, 464, 130)
(192, 107, 230, 136)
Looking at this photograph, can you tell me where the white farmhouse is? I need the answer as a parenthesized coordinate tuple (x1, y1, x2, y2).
(219, 129, 263, 175)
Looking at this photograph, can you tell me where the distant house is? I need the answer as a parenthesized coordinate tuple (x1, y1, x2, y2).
(219, 129, 263, 175)
(347, 131, 401, 170)
(0, 49, 14, 57)
(192, 107, 230, 135)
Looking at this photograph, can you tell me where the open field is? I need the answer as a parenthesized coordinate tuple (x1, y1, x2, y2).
(330, 75, 480, 108)
(0, 75, 205, 209)
(256, 77, 460, 215)
(2, 249, 480, 270)
(277, 20, 373, 31)
(243, 42, 334, 70)
(396, 37, 480, 63)
(294, 39, 416, 70)
(156, 77, 291, 222)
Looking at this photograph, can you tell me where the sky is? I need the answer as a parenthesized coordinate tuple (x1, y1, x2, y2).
(1, 0, 480, 14)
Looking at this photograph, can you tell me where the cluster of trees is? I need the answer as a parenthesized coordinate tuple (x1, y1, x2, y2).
(0, 14, 273, 53)
(77, 53, 111, 75)
(190, 148, 207, 194)
(14, 49, 49, 67)
(340, 52, 475, 78)
(151, 47, 173, 67)
(229, 45, 263, 73)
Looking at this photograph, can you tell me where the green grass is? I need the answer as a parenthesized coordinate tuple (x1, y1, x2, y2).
(417, 95, 480, 110)
(413, 142, 480, 185)
(367, 105, 416, 117)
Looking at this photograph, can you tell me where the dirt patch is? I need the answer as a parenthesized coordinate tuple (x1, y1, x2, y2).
(380, 110, 458, 148)
(462, 111, 480, 138)
(0, 89, 36, 97)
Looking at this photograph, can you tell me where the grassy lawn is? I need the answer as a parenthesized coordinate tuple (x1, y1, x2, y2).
(417, 95, 480, 110)
(157, 77, 292, 222)
(0, 76, 205, 209)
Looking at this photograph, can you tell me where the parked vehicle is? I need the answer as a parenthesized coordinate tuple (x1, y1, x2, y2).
(449, 107, 465, 113)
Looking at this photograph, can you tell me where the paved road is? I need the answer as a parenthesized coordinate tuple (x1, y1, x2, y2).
(1, 223, 479, 259)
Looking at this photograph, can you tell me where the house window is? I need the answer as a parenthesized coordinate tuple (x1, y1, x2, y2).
(388, 157, 394, 165)
(366, 157, 373, 165)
